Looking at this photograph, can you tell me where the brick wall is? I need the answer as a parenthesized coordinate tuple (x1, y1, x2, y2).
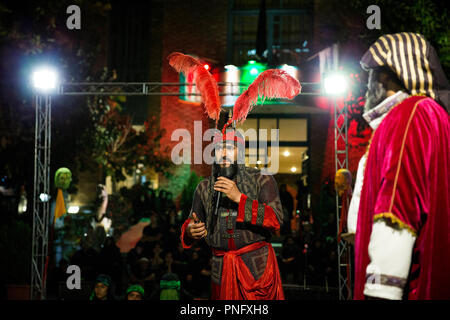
(156, 0, 371, 203)
(158, 0, 229, 196)
(148, 1, 165, 120)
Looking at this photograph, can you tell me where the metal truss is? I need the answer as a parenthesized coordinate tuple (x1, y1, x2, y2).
(31, 95, 51, 300)
(31, 81, 323, 299)
(58, 81, 320, 96)
(59, 82, 246, 96)
(333, 99, 353, 300)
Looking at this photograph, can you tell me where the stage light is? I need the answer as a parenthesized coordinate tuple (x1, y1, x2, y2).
(283, 150, 290, 157)
(242, 60, 267, 87)
(250, 67, 259, 75)
(223, 65, 240, 106)
(39, 193, 50, 202)
(290, 166, 297, 173)
(323, 73, 348, 95)
(68, 206, 79, 214)
(32, 66, 58, 92)
(225, 65, 238, 71)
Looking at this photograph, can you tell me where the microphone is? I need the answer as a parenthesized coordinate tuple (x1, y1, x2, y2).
(214, 164, 236, 216)
(210, 163, 237, 235)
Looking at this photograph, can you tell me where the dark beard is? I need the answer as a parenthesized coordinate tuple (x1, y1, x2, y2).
(215, 163, 237, 179)
(364, 69, 387, 113)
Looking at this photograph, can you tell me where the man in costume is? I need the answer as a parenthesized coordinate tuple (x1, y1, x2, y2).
(167, 52, 301, 300)
(183, 121, 285, 300)
(347, 32, 450, 300)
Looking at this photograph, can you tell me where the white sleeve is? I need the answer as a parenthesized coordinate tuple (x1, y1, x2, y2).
(364, 220, 416, 300)
(347, 154, 366, 234)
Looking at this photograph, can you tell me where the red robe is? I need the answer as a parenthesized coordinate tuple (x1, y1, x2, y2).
(211, 241, 283, 300)
(354, 96, 450, 299)
(181, 191, 284, 300)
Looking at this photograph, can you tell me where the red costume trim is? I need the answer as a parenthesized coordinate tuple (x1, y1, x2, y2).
(262, 205, 281, 232)
(237, 193, 280, 231)
(212, 241, 284, 300)
(180, 218, 194, 249)
(237, 193, 247, 222)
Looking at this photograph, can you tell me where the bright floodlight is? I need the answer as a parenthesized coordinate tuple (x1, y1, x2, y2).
(68, 206, 80, 214)
(32, 67, 58, 92)
(39, 193, 50, 202)
(323, 73, 347, 95)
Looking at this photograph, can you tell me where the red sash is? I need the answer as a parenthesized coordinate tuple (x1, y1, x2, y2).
(212, 241, 284, 300)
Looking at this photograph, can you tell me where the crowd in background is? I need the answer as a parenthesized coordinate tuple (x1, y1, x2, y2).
(45, 179, 340, 300)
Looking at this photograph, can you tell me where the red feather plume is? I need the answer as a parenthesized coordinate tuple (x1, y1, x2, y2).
(232, 69, 301, 123)
(167, 52, 221, 122)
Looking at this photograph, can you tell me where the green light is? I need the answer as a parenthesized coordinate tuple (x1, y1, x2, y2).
(241, 61, 266, 84)
(238, 61, 292, 105)
(239, 61, 268, 104)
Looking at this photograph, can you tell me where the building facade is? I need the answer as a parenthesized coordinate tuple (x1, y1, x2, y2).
(105, 0, 370, 217)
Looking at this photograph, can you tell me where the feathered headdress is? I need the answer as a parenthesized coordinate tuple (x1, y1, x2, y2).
(168, 52, 302, 130)
(232, 69, 301, 123)
(221, 68, 302, 132)
(168, 52, 222, 122)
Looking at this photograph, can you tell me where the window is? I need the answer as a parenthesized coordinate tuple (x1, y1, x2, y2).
(228, 0, 313, 66)
(279, 118, 307, 141)
(259, 118, 277, 131)
(237, 116, 309, 176)
(269, 146, 308, 174)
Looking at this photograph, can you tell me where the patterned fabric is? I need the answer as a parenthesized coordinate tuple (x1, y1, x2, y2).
(186, 165, 283, 285)
(363, 91, 410, 125)
(360, 32, 449, 112)
(366, 273, 408, 290)
(237, 193, 281, 231)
